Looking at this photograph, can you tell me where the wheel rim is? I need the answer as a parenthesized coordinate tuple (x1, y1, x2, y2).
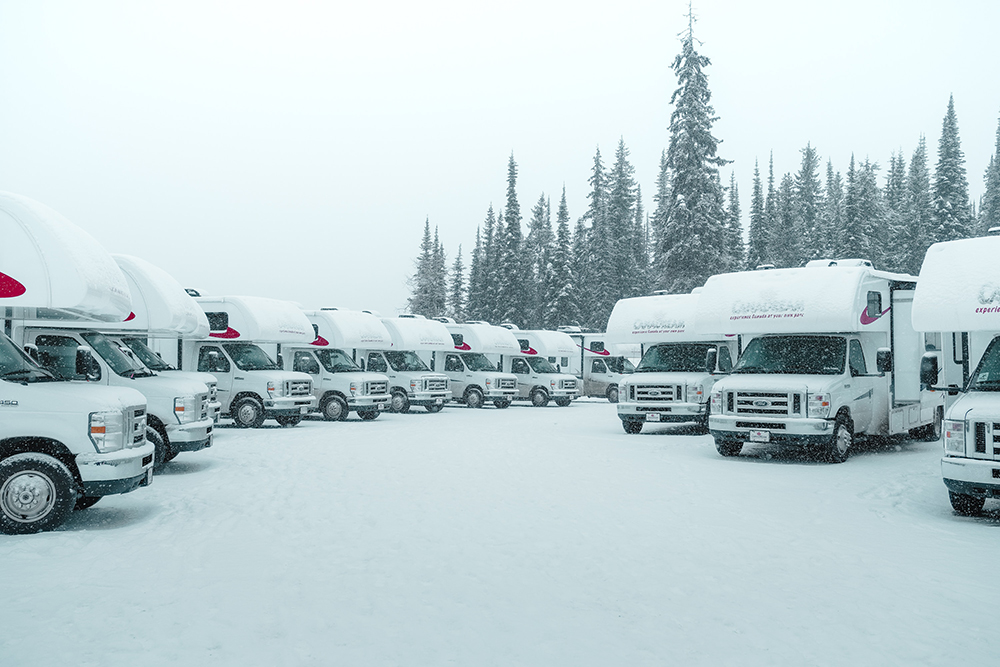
(609, 387, 618, 403)
(325, 399, 344, 420)
(238, 403, 258, 424)
(468, 391, 482, 408)
(392, 393, 406, 411)
(532, 392, 546, 406)
(835, 425, 851, 455)
(1, 470, 57, 523)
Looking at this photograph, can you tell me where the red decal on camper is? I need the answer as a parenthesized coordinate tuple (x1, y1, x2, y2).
(124, 312, 136, 322)
(523, 346, 538, 355)
(455, 342, 472, 351)
(0, 271, 27, 298)
(311, 335, 329, 346)
(859, 307, 891, 326)
(209, 327, 241, 339)
(577, 343, 610, 356)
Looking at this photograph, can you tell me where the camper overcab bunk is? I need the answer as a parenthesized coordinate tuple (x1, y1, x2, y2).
(912, 235, 1000, 515)
(429, 320, 519, 409)
(188, 296, 316, 427)
(699, 260, 944, 463)
(359, 315, 451, 413)
(557, 326, 636, 403)
(498, 327, 579, 407)
(607, 291, 736, 434)
(111, 255, 222, 426)
(281, 309, 391, 421)
(0, 192, 153, 533)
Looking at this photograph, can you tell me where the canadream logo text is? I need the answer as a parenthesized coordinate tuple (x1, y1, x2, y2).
(976, 283, 1000, 313)
(730, 299, 805, 321)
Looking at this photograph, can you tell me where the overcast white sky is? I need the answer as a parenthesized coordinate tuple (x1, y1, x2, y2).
(1, 0, 998, 316)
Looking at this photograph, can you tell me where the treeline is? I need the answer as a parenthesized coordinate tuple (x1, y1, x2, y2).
(407, 21, 1000, 331)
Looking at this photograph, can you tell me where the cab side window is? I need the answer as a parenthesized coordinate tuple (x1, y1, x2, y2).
(511, 358, 530, 374)
(198, 346, 230, 373)
(35, 335, 83, 379)
(592, 359, 607, 374)
(294, 351, 320, 374)
(445, 355, 464, 373)
(849, 340, 868, 377)
(367, 352, 388, 374)
(718, 347, 733, 372)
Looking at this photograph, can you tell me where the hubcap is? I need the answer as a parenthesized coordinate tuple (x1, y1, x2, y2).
(392, 394, 405, 410)
(326, 400, 344, 419)
(1, 471, 57, 523)
(835, 426, 851, 454)
(238, 403, 258, 424)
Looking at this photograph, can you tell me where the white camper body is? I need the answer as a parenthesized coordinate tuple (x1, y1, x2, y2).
(607, 291, 737, 434)
(699, 260, 943, 462)
(358, 315, 451, 413)
(558, 328, 636, 403)
(912, 235, 1000, 515)
(187, 296, 316, 427)
(281, 309, 391, 421)
(497, 328, 578, 407)
(0, 192, 153, 533)
(426, 321, 519, 409)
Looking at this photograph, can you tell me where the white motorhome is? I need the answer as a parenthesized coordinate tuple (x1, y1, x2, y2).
(428, 320, 519, 409)
(359, 315, 451, 413)
(607, 291, 737, 434)
(557, 327, 636, 403)
(0, 191, 153, 533)
(699, 260, 944, 463)
(497, 327, 579, 407)
(186, 296, 316, 427)
(912, 235, 1000, 515)
(281, 309, 390, 421)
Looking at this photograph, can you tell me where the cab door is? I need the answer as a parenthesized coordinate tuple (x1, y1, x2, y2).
(197, 344, 233, 411)
(847, 339, 874, 433)
(444, 354, 467, 395)
(511, 357, 532, 397)
(587, 358, 612, 397)
(293, 351, 322, 387)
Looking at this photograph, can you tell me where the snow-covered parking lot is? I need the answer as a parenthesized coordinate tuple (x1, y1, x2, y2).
(2, 400, 996, 666)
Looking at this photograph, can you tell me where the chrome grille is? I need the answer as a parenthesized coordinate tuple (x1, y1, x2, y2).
(498, 378, 516, 390)
(129, 406, 147, 447)
(198, 393, 209, 420)
(560, 378, 576, 390)
(972, 422, 1000, 458)
(427, 379, 448, 392)
(634, 384, 678, 402)
(289, 380, 312, 396)
(734, 391, 794, 416)
(366, 380, 388, 396)
(207, 382, 218, 402)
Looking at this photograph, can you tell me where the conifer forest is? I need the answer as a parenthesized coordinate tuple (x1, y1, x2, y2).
(408, 20, 1000, 332)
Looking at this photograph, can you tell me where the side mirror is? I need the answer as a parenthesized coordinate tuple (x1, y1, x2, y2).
(705, 348, 718, 373)
(876, 348, 892, 374)
(76, 346, 101, 381)
(920, 353, 939, 388)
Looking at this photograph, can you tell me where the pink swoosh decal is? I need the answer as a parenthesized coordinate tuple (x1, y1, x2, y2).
(523, 346, 538, 355)
(311, 335, 329, 346)
(455, 342, 471, 350)
(0, 271, 26, 298)
(859, 306, 891, 325)
(124, 312, 136, 322)
(209, 326, 241, 339)
(576, 343, 610, 356)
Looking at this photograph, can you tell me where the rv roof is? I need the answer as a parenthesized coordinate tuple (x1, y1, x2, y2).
(606, 292, 722, 343)
(380, 316, 453, 351)
(444, 322, 520, 354)
(912, 235, 1000, 332)
(194, 295, 313, 343)
(112, 255, 209, 337)
(304, 309, 392, 350)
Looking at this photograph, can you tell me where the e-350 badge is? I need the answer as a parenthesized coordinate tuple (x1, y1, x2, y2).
(0, 399, 19, 407)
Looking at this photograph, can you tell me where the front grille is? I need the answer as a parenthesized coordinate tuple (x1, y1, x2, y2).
(634, 384, 679, 402)
(733, 391, 795, 416)
(142, 454, 153, 467)
(129, 406, 147, 446)
(736, 421, 787, 430)
(426, 379, 448, 392)
(560, 378, 576, 390)
(289, 380, 312, 396)
(198, 393, 209, 420)
(972, 422, 1000, 458)
(498, 378, 516, 390)
(366, 380, 388, 396)
(208, 383, 218, 402)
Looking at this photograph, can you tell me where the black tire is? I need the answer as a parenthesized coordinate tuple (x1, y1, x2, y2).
(75, 495, 102, 511)
(493, 399, 511, 409)
(465, 387, 485, 409)
(149, 427, 169, 471)
(530, 389, 550, 407)
(358, 410, 380, 421)
(607, 385, 619, 403)
(164, 446, 180, 463)
(425, 404, 444, 413)
(949, 491, 986, 516)
(827, 413, 853, 463)
(232, 396, 266, 428)
(694, 414, 710, 435)
(921, 407, 944, 442)
(321, 395, 349, 422)
(275, 415, 302, 427)
(0, 453, 78, 535)
(554, 396, 572, 407)
(390, 390, 410, 414)
(716, 439, 743, 457)
(622, 419, 643, 434)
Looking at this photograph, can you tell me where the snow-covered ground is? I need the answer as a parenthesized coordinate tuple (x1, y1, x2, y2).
(1, 400, 996, 666)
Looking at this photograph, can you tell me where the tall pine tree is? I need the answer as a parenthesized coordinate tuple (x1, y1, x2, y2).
(496, 154, 525, 325)
(980, 113, 1000, 234)
(545, 186, 581, 327)
(746, 160, 768, 269)
(931, 95, 973, 242)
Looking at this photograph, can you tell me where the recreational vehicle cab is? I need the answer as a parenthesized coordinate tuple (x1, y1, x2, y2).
(498, 327, 578, 407)
(557, 327, 635, 403)
(359, 315, 451, 413)
(430, 320, 519, 408)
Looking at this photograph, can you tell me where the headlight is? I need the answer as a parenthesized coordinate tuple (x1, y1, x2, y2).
(89, 411, 125, 452)
(349, 382, 359, 396)
(944, 420, 965, 454)
(485, 377, 492, 386)
(711, 390, 722, 412)
(207, 382, 218, 401)
(410, 379, 418, 393)
(174, 395, 199, 423)
(550, 380, 557, 387)
(808, 393, 832, 419)
(686, 382, 705, 403)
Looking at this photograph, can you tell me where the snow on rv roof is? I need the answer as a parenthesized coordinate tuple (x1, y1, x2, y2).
(194, 296, 313, 343)
(0, 191, 130, 320)
(380, 315, 453, 351)
(112, 255, 209, 337)
(445, 322, 520, 355)
(696, 264, 914, 335)
(606, 292, 721, 343)
(912, 235, 1000, 332)
(304, 309, 392, 350)
(513, 329, 578, 357)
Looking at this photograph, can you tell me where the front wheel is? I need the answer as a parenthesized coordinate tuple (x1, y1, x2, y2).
(321, 395, 349, 422)
(622, 419, 643, 434)
(425, 403, 444, 413)
(493, 399, 511, 409)
(465, 388, 484, 409)
(275, 415, 302, 427)
(390, 390, 410, 414)
(827, 414, 853, 463)
(358, 410, 380, 421)
(554, 396, 572, 407)
(232, 397, 265, 428)
(922, 407, 944, 442)
(530, 389, 550, 407)
(0, 453, 78, 535)
(716, 439, 743, 457)
(607, 385, 619, 403)
(149, 427, 168, 471)
(949, 491, 986, 516)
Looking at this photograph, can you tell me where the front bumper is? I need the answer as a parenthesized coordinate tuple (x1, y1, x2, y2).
(709, 414, 835, 445)
(166, 417, 214, 447)
(409, 392, 452, 407)
(348, 395, 390, 409)
(485, 389, 517, 399)
(209, 401, 222, 423)
(619, 402, 707, 422)
(76, 442, 155, 495)
(942, 457, 1000, 497)
(265, 395, 317, 416)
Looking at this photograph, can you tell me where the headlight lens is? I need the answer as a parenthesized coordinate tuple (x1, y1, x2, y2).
(711, 390, 722, 412)
(410, 379, 418, 393)
(944, 420, 965, 454)
(89, 411, 125, 452)
(686, 382, 705, 403)
(174, 395, 199, 423)
(349, 382, 359, 396)
(207, 382, 218, 401)
(808, 393, 832, 419)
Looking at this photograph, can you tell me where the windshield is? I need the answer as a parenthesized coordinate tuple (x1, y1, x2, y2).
(82, 332, 153, 377)
(317, 348, 360, 373)
(526, 357, 557, 374)
(733, 336, 846, 375)
(222, 343, 280, 371)
(969, 337, 1000, 392)
(637, 344, 715, 373)
(385, 350, 429, 372)
(121, 337, 173, 371)
(0, 334, 58, 383)
(461, 353, 496, 372)
(605, 356, 635, 374)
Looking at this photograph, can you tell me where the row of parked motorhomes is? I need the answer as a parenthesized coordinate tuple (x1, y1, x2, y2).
(3, 190, 1000, 534)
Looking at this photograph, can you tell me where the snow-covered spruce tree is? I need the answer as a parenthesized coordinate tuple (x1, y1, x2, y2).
(631, 183, 651, 297)
(430, 227, 448, 316)
(931, 95, 973, 242)
(572, 213, 595, 326)
(525, 193, 554, 328)
(574, 147, 607, 326)
(773, 173, 798, 267)
(980, 113, 1000, 234)
(477, 205, 500, 323)
(724, 172, 744, 272)
(793, 143, 823, 264)
(448, 245, 465, 320)
(496, 154, 526, 326)
(653, 16, 730, 294)
(898, 136, 935, 275)
(465, 228, 484, 320)
(882, 151, 908, 271)
(603, 138, 639, 319)
(544, 186, 582, 328)
(762, 153, 779, 266)
(841, 157, 886, 264)
(818, 160, 845, 259)
(649, 150, 670, 286)
(746, 160, 768, 269)
(406, 218, 435, 315)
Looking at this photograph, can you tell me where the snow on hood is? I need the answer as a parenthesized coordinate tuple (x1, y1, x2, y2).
(514, 330, 579, 358)
(607, 292, 722, 343)
(381, 315, 453, 351)
(445, 323, 520, 354)
(112, 254, 209, 337)
(194, 296, 314, 343)
(0, 191, 131, 320)
(306, 309, 392, 350)
(912, 236, 1000, 333)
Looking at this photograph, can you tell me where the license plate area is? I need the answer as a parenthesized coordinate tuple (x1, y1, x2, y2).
(435, 398, 443, 404)
(646, 413, 661, 422)
(377, 403, 386, 411)
(750, 429, 771, 443)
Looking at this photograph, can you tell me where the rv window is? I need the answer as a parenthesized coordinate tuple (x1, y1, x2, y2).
(718, 347, 733, 372)
(0, 334, 54, 383)
(294, 351, 321, 375)
(637, 343, 717, 373)
(968, 337, 1000, 391)
(121, 337, 173, 371)
(82, 332, 149, 377)
(590, 341, 605, 353)
(445, 355, 464, 373)
(222, 343, 280, 371)
(451, 333, 464, 348)
(849, 340, 868, 376)
(527, 357, 557, 374)
(367, 352, 388, 374)
(511, 358, 530, 374)
(198, 346, 230, 374)
(34, 335, 82, 379)
(605, 356, 635, 374)
(866, 291, 882, 319)
(460, 353, 496, 372)
(384, 351, 430, 372)
(733, 336, 846, 376)
(592, 359, 607, 374)
(206, 312, 229, 332)
(316, 349, 360, 373)
(518, 339, 530, 352)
